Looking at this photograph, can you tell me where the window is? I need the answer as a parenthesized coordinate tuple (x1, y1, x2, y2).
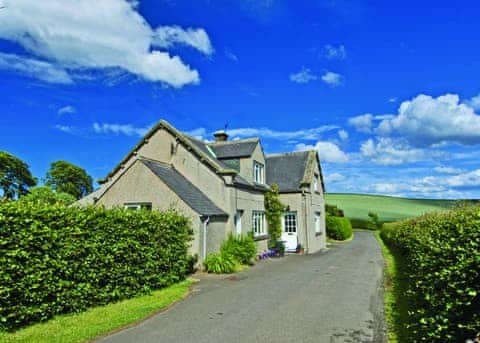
(283, 212, 297, 233)
(124, 203, 152, 211)
(315, 212, 322, 234)
(253, 161, 264, 184)
(313, 177, 318, 192)
(252, 211, 266, 236)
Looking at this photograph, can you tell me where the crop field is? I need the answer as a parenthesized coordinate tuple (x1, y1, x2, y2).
(325, 193, 458, 222)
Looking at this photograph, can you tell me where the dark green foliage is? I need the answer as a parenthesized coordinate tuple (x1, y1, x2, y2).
(381, 206, 480, 342)
(220, 233, 257, 265)
(269, 239, 285, 257)
(203, 252, 239, 274)
(0, 202, 193, 330)
(325, 215, 352, 240)
(0, 151, 36, 199)
(264, 183, 285, 242)
(349, 218, 371, 229)
(367, 211, 381, 230)
(325, 204, 344, 217)
(45, 160, 93, 199)
(19, 186, 76, 206)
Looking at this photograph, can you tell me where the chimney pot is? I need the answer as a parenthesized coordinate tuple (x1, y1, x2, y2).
(213, 130, 229, 142)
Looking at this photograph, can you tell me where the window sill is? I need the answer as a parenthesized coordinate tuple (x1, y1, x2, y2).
(315, 232, 323, 237)
(253, 234, 270, 241)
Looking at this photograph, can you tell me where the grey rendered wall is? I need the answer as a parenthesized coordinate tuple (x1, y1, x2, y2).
(307, 160, 326, 253)
(96, 160, 203, 259)
(238, 143, 266, 184)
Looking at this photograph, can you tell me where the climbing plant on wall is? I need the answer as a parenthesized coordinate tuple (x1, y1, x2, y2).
(264, 183, 285, 242)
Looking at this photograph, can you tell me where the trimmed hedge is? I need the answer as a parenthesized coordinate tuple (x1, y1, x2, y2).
(0, 201, 193, 330)
(326, 215, 352, 240)
(381, 206, 480, 342)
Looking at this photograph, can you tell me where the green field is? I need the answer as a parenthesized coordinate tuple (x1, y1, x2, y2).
(325, 193, 458, 222)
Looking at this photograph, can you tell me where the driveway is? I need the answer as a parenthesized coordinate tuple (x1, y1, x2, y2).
(99, 231, 386, 343)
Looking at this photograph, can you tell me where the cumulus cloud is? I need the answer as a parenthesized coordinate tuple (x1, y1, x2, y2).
(289, 67, 317, 84)
(153, 26, 213, 55)
(377, 94, 480, 146)
(57, 105, 76, 115)
(325, 172, 345, 183)
(0, 52, 73, 84)
(360, 137, 432, 165)
(434, 166, 463, 174)
(0, 0, 210, 87)
(323, 44, 346, 60)
(321, 71, 343, 87)
(349, 114, 373, 133)
(465, 93, 480, 111)
(54, 125, 75, 133)
(227, 125, 338, 140)
(338, 129, 349, 141)
(296, 141, 349, 163)
(93, 122, 151, 136)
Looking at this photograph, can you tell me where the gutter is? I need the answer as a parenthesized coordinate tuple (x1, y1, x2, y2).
(302, 188, 310, 253)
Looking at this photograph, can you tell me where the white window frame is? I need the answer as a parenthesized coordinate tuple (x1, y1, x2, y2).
(283, 212, 297, 233)
(253, 161, 264, 184)
(313, 175, 319, 192)
(124, 203, 152, 211)
(315, 212, 322, 234)
(252, 211, 266, 236)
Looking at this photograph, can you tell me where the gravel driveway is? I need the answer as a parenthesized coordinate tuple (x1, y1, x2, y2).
(99, 231, 386, 343)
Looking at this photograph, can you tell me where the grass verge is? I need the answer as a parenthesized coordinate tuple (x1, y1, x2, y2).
(374, 231, 410, 343)
(0, 279, 194, 343)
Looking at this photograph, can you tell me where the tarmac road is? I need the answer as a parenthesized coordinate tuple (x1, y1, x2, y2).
(99, 231, 386, 343)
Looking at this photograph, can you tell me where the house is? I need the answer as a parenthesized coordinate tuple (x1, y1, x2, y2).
(78, 120, 326, 261)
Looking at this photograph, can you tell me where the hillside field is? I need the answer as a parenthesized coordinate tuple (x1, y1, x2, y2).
(325, 193, 458, 222)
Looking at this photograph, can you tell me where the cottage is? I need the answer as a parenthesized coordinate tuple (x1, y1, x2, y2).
(78, 120, 326, 261)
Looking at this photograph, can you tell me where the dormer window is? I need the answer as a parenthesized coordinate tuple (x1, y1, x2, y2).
(253, 161, 264, 184)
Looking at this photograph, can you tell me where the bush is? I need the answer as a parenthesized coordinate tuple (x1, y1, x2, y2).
(203, 252, 239, 274)
(19, 186, 76, 206)
(220, 233, 257, 265)
(325, 204, 344, 217)
(381, 206, 480, 342)
(326, 215, 352, 240)
(0, 202, 193, 330)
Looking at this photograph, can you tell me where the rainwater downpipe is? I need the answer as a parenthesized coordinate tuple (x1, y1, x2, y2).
(303, 188, 310, 253)
(202, 216, 210, 261)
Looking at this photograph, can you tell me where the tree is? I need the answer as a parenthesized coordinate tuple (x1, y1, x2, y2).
(20, 186, 76, 206)
(0, 151, 36, 199)
(264, 183, 285, 242)
(45, 160, 93, 199)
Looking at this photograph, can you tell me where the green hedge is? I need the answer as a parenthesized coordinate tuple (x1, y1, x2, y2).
(0, 202, 193, 330)
(220, 233, 257, 265)
(326, 215, 352, 240)
(381, 206, 480, 342)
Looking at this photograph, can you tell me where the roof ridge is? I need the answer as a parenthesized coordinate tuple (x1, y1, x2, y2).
(209, 137, 260, 145)
(266, 150, 312, 158)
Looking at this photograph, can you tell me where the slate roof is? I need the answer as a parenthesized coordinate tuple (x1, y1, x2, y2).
(141, 159, 227, 217)
(266, 151, 312, 192)
(208, 139, 259, 159)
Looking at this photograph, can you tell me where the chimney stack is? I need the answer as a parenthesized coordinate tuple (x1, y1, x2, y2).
(213, 130, 229, 142)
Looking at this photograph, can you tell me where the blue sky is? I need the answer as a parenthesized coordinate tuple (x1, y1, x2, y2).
(1, 0, 480, 199)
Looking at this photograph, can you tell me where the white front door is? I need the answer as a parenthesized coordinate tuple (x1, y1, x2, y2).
(234, 210, 242, 235)
(282, 212, 298, 252)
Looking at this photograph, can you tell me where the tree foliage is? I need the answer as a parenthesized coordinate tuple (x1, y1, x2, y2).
(19, 186, 76, 206)
(264, 183, 285, 242)
(45, 160, 93, 199)
(0, 151, 36, 199)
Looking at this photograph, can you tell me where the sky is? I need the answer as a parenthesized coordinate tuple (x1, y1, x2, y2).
(1, 0, 480, 199)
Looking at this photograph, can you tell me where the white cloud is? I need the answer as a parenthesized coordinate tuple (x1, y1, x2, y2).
(227, 125, 338, 140)
(360, 137, 430, 165)
(54, 124, 74, 133)
(0, 0, 208, 87)
(434, 166, 463, 174)
(325, 172, 345, 183)
(465, 94, 480, 111)
(296, 141, 349, 163)
(324, 44, 346, 60)
(0, 52, 73, 84)
(153, 25, 213, 55)
(349, 114, 373, 133)
(289, 67, 317, 84)
(185, 127, 207, 139)
(57, 105, 76, 115)
(224, 48, 239, 62)
(388, 97, 397, 103)
(321, 71, 343, 87)
(338, 129, 349, 141)
(446, 169, 480, 188)
(377, 94, 480, 146)
(92, 122, 151, 136)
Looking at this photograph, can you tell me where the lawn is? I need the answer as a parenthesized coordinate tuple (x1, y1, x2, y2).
(325, 193, 457, 221)
(0, 279, 194, 343)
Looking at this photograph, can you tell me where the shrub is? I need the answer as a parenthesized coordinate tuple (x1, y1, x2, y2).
(381, 205, 480, 342)
(326, 215, 352, 240)
(19, 186, 76, 206)
(0, 202, 193, 330)
(265, 183, 285, 241)
(203, 252, 239, 274)
(220, 233, 257, 265)
(325, 204, 344, 217)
